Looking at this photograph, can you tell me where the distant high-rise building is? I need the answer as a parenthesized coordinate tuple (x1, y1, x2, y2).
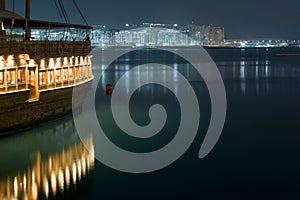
(209, 25, 225, 42)
(90, 22, 225, 46)
(185, 24, 225, 44)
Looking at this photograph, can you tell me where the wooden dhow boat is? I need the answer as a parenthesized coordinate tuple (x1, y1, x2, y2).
(0, 0, 93, 134)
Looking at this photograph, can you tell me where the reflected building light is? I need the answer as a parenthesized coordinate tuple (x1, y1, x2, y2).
(81, 156, 87, 176)
(265, 60, 269, 78)
(51, 171, 57, 195)
(72, 162, 77, 184)
(240, 56, 246, 95)
(255, 60, 259, 79)
(23, 174, 27, 191)
(77, 159, 82, 181)
(125, 70, 130, 95)
(173, 64, 178, 96)
(65, 165, 71, 188)
(58, 168, 64, 191)
(186, 64, 190, 80)
(31, 181, 38, 200)
(173, 63, 178, 71)
(0, 135, 95, 200)
(32, 171, 35, 185)
(48, 157, 52, 170)
(13, 176, 18, 197)
(137, 65, 141, 87)
(43, 176, 49, 199)
(240, 61, 245, 79)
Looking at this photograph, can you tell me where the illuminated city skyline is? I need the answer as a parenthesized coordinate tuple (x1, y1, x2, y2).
(90, 22, 299, 47)
(4, 0, 300, 40)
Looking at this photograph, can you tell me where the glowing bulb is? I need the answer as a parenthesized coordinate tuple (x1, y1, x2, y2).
(29, 59, 36, 67)
(48, 59, 54, 68)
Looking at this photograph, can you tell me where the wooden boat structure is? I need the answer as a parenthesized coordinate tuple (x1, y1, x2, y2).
(0, 0, 94, 134)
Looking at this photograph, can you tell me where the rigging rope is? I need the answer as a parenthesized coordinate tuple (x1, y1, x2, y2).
(72, 0, 89, 26)
(52, 0, 64, 22)
(11, 0, 15, 27)
(57, 0, 70, 25)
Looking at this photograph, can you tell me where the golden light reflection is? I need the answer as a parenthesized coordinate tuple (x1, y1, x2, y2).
(23, 174, 27, 191)
(81, 156, 86, 177)
(0, 136, 94, 199)
(65, 165, 70, 188)
(43, 176, 49, 199)
(58, 168, 64, 191)
(31, 181, 38, 200)
(72, 162, 77, 184)
(50, 171, 57, 195)
(13, 177, 18, 197)
(77, 159, 82, 181)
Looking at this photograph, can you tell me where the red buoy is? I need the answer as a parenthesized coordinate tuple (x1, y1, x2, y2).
(106, 84, 113, 95)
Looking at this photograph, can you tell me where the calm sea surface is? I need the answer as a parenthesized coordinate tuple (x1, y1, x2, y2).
(1, 47, 300, 199)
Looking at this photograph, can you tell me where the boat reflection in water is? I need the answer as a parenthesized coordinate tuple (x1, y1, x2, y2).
(0, 116, 95, 200)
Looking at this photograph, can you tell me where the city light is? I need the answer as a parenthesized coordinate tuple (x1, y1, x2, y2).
(90, 23, 300, 47)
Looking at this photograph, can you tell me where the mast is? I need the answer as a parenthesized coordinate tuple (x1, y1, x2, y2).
(0, 0, 5, 11)
(25, 0, 30, 19)
(0, 0, 5, 34)
(25, 0, 31, 40)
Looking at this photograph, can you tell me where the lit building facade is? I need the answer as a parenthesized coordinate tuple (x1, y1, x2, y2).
(185, 24, 225, 44)
(90, 23, 225, 46)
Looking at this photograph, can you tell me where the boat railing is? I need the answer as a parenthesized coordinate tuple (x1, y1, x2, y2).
(0, 54, 93, 98)
(37, 56, 93, 90)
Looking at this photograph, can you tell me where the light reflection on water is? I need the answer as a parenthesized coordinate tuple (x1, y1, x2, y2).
(1, 47, 300, 199)
(95, 47, 300, 97)
(0, 117, 95, 200)
(212, 48, 300, 96)
(88, 47, 300, 199)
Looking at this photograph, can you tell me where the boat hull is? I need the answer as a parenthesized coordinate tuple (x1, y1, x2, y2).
(0, 79, 92, 134)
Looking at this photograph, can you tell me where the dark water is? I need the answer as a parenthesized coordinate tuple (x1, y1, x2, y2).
(1, 47, 300, 199)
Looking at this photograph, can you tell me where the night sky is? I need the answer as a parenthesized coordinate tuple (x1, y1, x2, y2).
(6, 0, 300, 39)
